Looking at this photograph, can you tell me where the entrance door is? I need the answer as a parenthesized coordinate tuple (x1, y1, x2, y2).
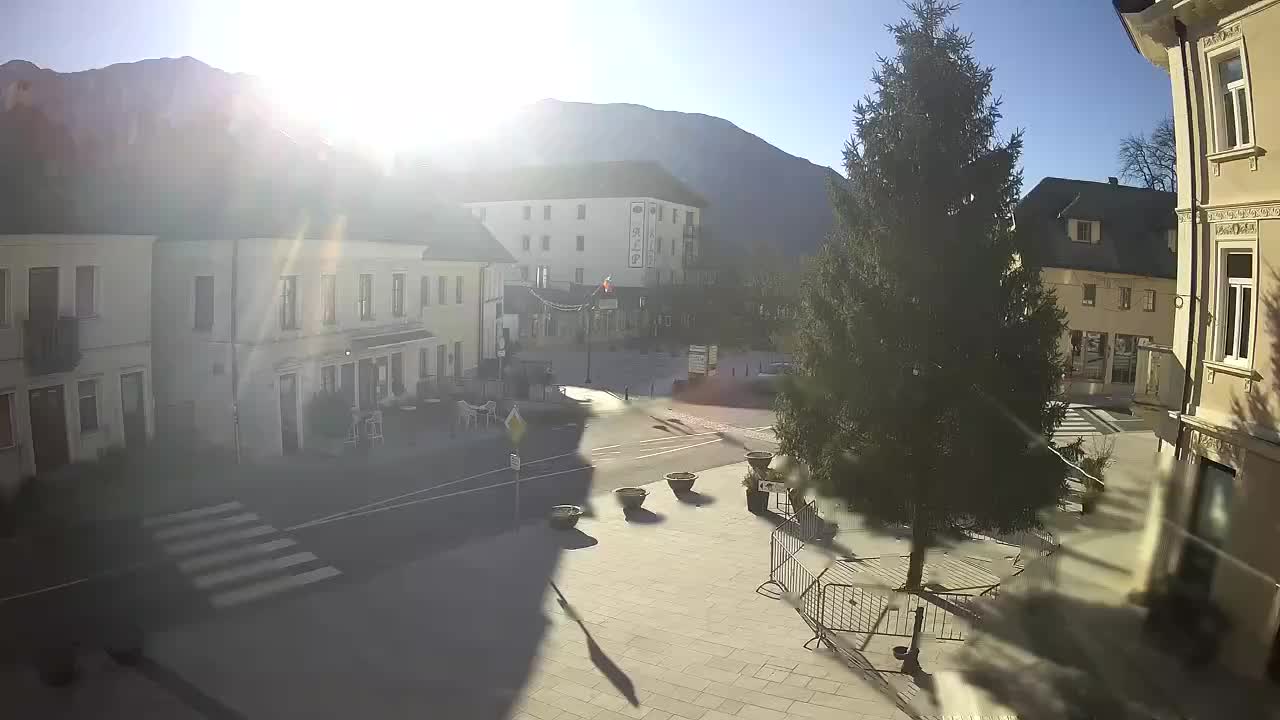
(340, 363, 355, 409)
(28, 385, 69, 473)
(120, 371, 147, 449)
(279, 373, 299, 455)
(453, 341, 463, 378)
(436, 345, 447, 384)
(358, 358, 376, 411)
(28, 267, 59, 321)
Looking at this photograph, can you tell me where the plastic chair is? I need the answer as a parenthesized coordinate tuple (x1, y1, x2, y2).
(455, 400, 477, 430)
(480, 401, 497, 428)
(345, 411, 361, 448)
(365, 410, 384, 445)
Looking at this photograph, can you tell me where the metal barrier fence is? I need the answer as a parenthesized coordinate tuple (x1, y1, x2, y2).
(816, 583, 990, 641)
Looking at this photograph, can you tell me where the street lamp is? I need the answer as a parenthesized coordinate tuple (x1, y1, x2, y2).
(583, 276, 612, 385)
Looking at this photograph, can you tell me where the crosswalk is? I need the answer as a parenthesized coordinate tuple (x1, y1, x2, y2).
(144, 501, 341, 609)
(1052, 406, 1104, 446)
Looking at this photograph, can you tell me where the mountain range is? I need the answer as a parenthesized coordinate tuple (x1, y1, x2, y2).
(0, 57, 837, 256)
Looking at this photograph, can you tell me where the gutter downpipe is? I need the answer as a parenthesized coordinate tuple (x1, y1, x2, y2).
(231, 237, 242, 465)
(1173, 17, 1199, 461)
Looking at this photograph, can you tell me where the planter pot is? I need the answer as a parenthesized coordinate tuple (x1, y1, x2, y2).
(665, 472, 697, 494)
(746, 488, 769, 514)
(745, 451, 775, 472)
(614, 487, 648, 511)
(548, 505, 584, 530)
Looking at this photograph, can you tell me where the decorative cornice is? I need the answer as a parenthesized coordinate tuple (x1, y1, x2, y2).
(1201, 23, 1242, 50)
(1205, 204, 1280, 222)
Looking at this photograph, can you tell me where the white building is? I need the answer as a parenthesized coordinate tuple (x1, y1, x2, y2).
(458, 161, 708, 290)
(151, 215, 512, 458)
(0, 234, 156, 494)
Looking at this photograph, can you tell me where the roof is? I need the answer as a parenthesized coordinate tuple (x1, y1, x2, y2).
(454, 161, 709, 208)
(1016, 177, 1176, 280)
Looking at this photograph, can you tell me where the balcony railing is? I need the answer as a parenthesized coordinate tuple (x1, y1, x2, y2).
(24, 316, 80, 376)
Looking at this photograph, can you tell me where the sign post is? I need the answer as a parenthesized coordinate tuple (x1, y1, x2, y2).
(505, 405, 527, 523)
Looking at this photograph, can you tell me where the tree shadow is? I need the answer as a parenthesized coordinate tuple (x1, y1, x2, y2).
(548, 581, 639, 707)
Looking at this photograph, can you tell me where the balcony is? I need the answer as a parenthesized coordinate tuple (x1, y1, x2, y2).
(24, 316, 80, 376)
(683, 224, 699, 240)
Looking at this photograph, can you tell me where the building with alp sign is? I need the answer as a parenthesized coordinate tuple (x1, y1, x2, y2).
(458, 161, 708, 292)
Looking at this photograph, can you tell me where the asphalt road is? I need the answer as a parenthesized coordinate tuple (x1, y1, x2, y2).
(0, 394, 779, 669)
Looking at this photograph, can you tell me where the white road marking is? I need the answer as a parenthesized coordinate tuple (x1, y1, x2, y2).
(143, 501, 243, 527)
(193, 551, 319, 589)
(178, 538, 298, 573)
(152, 512, 260, 540)
(209, 566, 341, 608)
(631, 437, 722, 460)
(164, 525, 278, 555)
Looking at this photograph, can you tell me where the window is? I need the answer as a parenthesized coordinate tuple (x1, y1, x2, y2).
(672, 239, 677, 256)
(577, 203, 586, 220)
(453, 341, 463, 378)
(521, 235, 531, 251)
(419, 348, 429, 378)
(1119, 286, 1132, 311)
(1112, 334, 1139, 384)
(321, 365, 337, 394)
(0, 268, 10, 327)
(77, 379, 99, 432)
(1177, 459, 1236, 598)
(359, 274, 373, 320)
(0, 393, 13, 449)
(519, 265, 530, 281)
(522, 205, 531, 220)
(536, 266, 550, 289)
(1214, 53, 1252, 150)
(541, 235, 550, 251)
(1072, 220, 1094, 244)
(455, 275, 463, 304)
(392, 273, 405, 317)
(1082, 331, 1108, 381)
(438, 275, 448, 305)
(194, 275, 214, 331)
(673, 208, 679, 225)
(659, 205, 665, 221)
(656, 237, 663, 253)
(543, 205, 551, 220)
(687, 211, 696, 226)
(576, 235, 584, 252)
(1221, 252, 1253, 362)
(1142, 289, 1156, 313)
(321, 274, 336, 325)
(668, 269, 675, 285)
(375, 356, 389, 398)
(280, 275, 298, 329)
(75, 265, 97, 317)
(391, 352, 404, 394)
(420, 276, 430, 307)
(1082, 283, 1096, 306)
(575, 268, 584, 284)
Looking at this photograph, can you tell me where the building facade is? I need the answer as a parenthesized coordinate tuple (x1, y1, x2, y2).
(0, 234, 156, 496)
(459, 161, 707, 290)
(1118, 0, 1280, 683)
(152, 227, 511, 459)
(1017, 177, 1178, 398)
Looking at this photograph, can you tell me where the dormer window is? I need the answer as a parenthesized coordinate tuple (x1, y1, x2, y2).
(1071, 219, 1098, 244)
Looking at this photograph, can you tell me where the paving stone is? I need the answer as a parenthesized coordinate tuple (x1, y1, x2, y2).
(802, 678, 839, 694)
(760, 682, 814, 702)
(735, 704, 790, 720)
(644, 692, 708, 719)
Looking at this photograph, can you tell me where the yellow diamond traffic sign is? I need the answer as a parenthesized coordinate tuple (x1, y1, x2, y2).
(505, 405, 527, 446)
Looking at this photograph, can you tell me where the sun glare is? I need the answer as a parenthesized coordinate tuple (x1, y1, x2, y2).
(250, 0, 574, 156)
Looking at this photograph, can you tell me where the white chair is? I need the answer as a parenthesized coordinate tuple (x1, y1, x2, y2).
(345, 410, 361, 448)
(365, 410, 384, 445)
(455, 400, 477, 430)
(479, 401, 497, 428)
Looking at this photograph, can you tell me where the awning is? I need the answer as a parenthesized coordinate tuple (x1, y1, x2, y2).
(350, 328, 435, 352)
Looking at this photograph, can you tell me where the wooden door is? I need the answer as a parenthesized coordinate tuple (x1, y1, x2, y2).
(28, 385, 68, 473)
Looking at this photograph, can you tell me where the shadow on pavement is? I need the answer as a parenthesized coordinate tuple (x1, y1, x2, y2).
(622, 507, 665, 524)
(674, 490, 716, 506)
(556, 528, 599, 550)
(550, 580, 638, 707)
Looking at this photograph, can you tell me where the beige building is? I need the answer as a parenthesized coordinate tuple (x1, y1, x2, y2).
(1118, 0, 1280, 683)
(152, 213, 511, 459)
(0, 235, 156, 496)
(1018, 177, 1178, 398)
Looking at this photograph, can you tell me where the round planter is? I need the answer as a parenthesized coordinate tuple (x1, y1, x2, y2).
(614, 487, 649, 511)
(665, 471, 697, 494)
(548, 505, 584, 530)
(746, 488, 770, 514)
(745, 451, 775, 472)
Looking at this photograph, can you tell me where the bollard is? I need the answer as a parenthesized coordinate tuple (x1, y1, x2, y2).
(650, 381, 655, 397)
(624, 385, 630, 402)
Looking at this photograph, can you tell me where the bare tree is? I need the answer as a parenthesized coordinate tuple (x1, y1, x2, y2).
(1117, 117, 1176, 192)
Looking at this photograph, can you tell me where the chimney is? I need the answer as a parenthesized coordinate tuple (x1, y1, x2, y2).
(1107, 176, 1119, 185)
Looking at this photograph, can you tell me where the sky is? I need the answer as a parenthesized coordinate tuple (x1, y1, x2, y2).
(2, 0, 1173, 190)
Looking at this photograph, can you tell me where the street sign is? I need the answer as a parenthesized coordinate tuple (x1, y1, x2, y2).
(598, 298, 618, 311)
(510, 453, 521, 471)
(505, 405, 527, 446)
